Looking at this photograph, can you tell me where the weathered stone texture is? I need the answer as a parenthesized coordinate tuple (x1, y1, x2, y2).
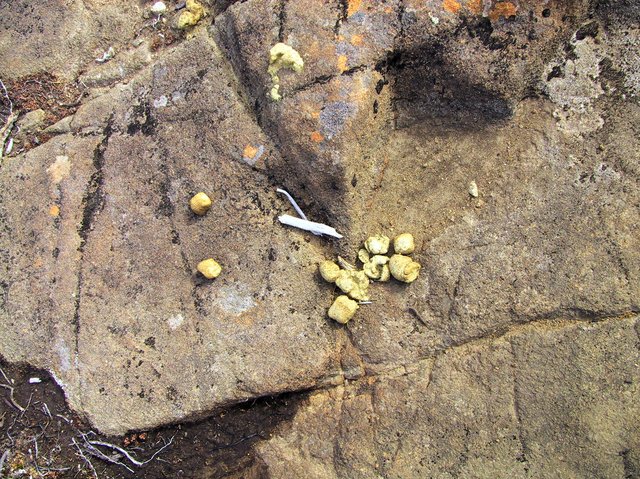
(0, 3, 638, 473)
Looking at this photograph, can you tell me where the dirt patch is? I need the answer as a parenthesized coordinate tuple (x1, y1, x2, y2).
(5, 73, 83, 125)
(0, 358, 304, 478)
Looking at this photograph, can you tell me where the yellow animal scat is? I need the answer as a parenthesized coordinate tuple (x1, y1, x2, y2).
(269, 84, 282, 101)
(393, 233, 415, 255)
(379, 264, 391, 282)
(178, 11, 199, 29)
(328, 295, 359, 324)
(186, 0, 205, 16)
(267, 43, 304, 101)
(268, 43, 304, 76)
(335, 270, 370, 301)
(363, 255, 390, 280)
(189, 192, 212, 215)
(357, 248, 370, 264)
(319, 260, 341, 283)
(197, 258, 222, 279)
(364, 234, 390, 255)
(389, 254, 421, 283)
(177, 0, 206, 29)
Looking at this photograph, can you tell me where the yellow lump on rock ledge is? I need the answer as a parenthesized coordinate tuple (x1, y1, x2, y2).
(197, 258, 222, 279)
(319, 260, 341, 283)
(328, 295, 359, 324)
(189, 192, 212, 215)
(393, 233, 415, 255)
(177, 0, 205, 29)
(335, 270, 370, 301)
(363, 254, 390, 281)
(389, 254, 421, 283)
(364, 234, 390, 255)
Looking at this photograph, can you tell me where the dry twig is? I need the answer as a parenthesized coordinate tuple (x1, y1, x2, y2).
(71, 438, 98, 479)
(0, 366, 25, 412)
(0, 79, 16, 158)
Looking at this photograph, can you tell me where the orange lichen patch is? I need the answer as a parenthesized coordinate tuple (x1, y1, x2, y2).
(489, 1, 517, 20)
(49, 204, 60, 217)
(337, 34, 345, 42)
(243, 144, 259, 159)
(337, 55, 349, 73)
(347, 0, 362, 17)
(311, 110, 321, 119)
(33, 257, 44, 269)
(350, 34, 364, 46)
(443, 0, 462, 14)
(466, 0, 482, 14)
(310, 131, 324, 143)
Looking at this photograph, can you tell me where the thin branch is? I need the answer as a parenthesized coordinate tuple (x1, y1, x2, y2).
(71, 438, 98, 479)
(0, 78, 15, 159)
(0, 376, 25, 412)
(82, 441, 134, 474)
(87, 440, 145, 466)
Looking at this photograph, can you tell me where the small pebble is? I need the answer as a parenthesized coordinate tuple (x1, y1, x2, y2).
(468, 181, 479, 198)
(150, 1, 167, 14)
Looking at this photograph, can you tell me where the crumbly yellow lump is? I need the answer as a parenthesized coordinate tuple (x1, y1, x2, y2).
(319, 260, 341, 283)
(189, 192, 212, 215)
(364, 234, 390, 255)
(197, 258, 222, 279)
(178, 0, 205, 29)
(267, 43, 304, 101)
(393, 233, 415, 255)
(389, 254, 421, 283)
(335, 270, 370, 301)
(328, 295, 359, 324)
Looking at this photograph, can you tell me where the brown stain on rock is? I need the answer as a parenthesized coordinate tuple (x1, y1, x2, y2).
(347, 0, 362, 17)
(337, 54, 349, 72)
(489, 1, 517, 20)
(466, 0, 483, 14)
(243, 144, 259, 159)
(443, 0, 462, 14)
(49, 204, 60, 217)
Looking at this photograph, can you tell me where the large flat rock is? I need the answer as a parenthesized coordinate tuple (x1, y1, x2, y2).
(255, 316, 640, 478)
(1, 0, 639, 463)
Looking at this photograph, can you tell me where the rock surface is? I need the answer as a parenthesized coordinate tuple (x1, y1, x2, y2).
(0, 0, 639, 475)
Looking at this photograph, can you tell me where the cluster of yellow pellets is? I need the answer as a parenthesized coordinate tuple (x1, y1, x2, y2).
(177, 0, 206, 29)
(320, 233, 421, 324)
(189, 192, 222, 279)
